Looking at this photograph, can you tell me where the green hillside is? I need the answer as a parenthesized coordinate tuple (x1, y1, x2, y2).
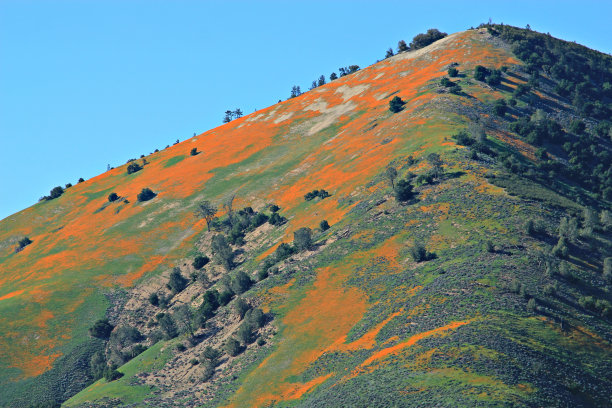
(0, 25, 611, 408)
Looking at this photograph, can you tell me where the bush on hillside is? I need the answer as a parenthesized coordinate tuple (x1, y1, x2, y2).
(225, 338, 242, 357)
(192, 255, 210, 270)
(108, 192, 119, 202)
(275, 243, 296, 262)
(304, 189, 330, 201)
(156, 313, 178, 339)
(320, 220, 330, 231)
(389, 96, 405, 113)
(394, 179, 414, 202)
(137, 188, 156, 202)
(127, 162, 142, 174)
(409, 28, 447, 50)
(293, 227, 313, 251)
(474, 65, 489, 81)
(409, 244, 436, 262)
(167, 267, 188, 294)
(230, 271, 253, 295)
(15, 236, 32, 252)
(211, 234, 233, 271)
(89, 318, 114, 340)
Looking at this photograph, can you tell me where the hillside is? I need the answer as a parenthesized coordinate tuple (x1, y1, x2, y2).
(1, 25, 611, 408)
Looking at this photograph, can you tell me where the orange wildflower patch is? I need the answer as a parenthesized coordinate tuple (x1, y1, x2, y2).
(11, 352, 62, 378)
(346, 320, 472, 380)
(115, 255, 166, 287)
(328, 311, 402, 353)
(0, 289, 25, 301)
(225, 264, 368, 407)
(281, 373, 334, 401)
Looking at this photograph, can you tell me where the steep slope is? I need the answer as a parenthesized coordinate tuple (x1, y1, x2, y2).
(1, 26, 611, 408)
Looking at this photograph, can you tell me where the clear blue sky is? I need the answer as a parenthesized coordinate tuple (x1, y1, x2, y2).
(1, 0, 611, 220)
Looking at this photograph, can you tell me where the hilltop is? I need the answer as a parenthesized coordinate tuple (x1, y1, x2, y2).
(0, 25, 611, 408)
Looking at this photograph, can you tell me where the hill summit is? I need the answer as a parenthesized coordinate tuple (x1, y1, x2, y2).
(1, 25, 611, 408)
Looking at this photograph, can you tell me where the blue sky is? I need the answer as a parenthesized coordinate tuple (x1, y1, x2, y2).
(1, 0, 611, 220)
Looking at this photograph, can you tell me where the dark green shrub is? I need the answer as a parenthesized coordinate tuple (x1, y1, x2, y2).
(452, 130, 475, 146)
(234, 298, 250, 319)
(269, 204, 280, 213)
(211, 234, 233, 270)
(474, 65, 489, 81)
(250, 212, 269, 229)
(89, 319, 114, 339)
(127, 162, 142, 174)
(485, 241, 495, 253)
(201, 346, 222, 367)
(156, 313, 178, 339)
(176, 343, 187, 352)
(514, 83, 531, 97)
(257, 269, 269, 281)
(440, 77, 453, 87)
(103, 365, 123, 382)
(16, 237, 32, 252)
(237, 322, 255, 345)
(389, 96, 405, 113)
(275, 243, 296, 262)
(493, 99, 507, 116)
(394, 179, 414, 202)
(409, 28, 447, 50)
(245, 308, 266, 328)
(448, 67, 458, 77)
(190, 147, 198, 156)
(65, 183, 72, 188)
(397, 40, 408, 53)
(201, 362, 215, 382)
(409, 244, 436, 262)
(230, 271, 253, 295)
(527, 298, 537, 313)
(268, 212, 286, 226)
(218, 290, 233, 306)
(304, 189, 330, 201)
(108, 192, 119, 202)
(552, 237, 569, 258)
(486, 69, 502, 86)
(293, 227, 313, 251)
(193, 255, 210, 270)
(225, 338, 242, 357)
(46, 186, 64, 200)
(320, 220, 330, 231)
(167, 267, 188, 294)
(137, 188, 156, 202)
(148, 292, 159, 306)
(78, 177, 85, 183)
